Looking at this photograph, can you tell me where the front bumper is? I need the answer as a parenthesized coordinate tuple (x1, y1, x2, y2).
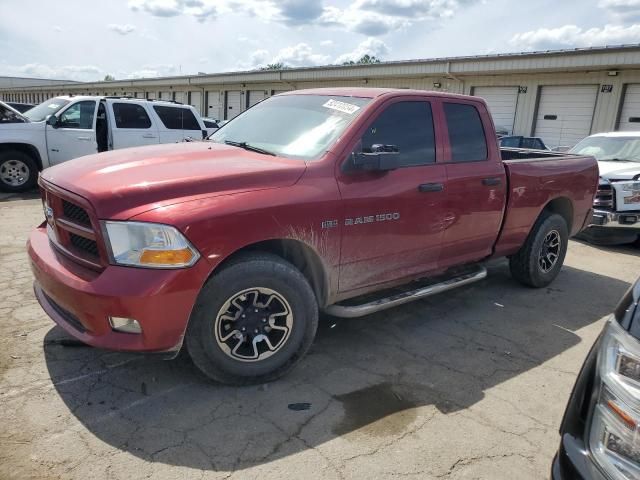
(28, 225, 210, 352)
(591, 208, 640, 230)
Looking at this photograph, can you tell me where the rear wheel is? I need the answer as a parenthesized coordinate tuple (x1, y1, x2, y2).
(509, 212, 569, 288)
(0, 150, 38, 192)
(186, 253, 318, 385)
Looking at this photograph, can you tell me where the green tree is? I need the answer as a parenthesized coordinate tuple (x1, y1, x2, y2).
(259, 63, 287, 71)
(103, 74, 115, 81)
(343, 54, 382, 65)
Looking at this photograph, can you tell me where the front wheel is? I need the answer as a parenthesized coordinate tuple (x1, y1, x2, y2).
(509, 212, 569, 288)
(186, 253, 318, 385)
(0, 150, 38, 192)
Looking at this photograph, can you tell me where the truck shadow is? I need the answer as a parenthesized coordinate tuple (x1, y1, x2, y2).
(43, 260, 629, 471)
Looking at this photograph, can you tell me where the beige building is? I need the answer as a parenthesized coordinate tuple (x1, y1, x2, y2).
(3, 45, 640, 148)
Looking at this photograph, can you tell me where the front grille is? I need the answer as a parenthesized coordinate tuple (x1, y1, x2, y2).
(43, 291, 86, 332)
(595, 184, 614, 210)
(62, 200, 91, 227)
(70, 233, 99, 258)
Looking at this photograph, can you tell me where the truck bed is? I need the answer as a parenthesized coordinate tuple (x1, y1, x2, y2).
(493, 147, 599, 258)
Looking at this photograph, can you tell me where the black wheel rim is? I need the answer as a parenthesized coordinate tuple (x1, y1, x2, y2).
(538, 229, 561, 273)
(214, 287, 293, 362)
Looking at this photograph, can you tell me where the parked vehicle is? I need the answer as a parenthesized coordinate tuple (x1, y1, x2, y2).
(28, 88, 598, 385)
(0, 101, 27, 124)
(499, 135, 549, 150)
(569, 132, 640, 244)
(7, 102, 35, 113)
(202, 117, 222, 135)
(0, 96, 209, 192)
(552, 276, 640, 480)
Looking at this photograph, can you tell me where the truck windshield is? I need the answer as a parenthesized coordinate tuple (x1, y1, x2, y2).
(210, 95, 371, 160)
(23, 98, 70, 122)
(570, 136, 640, 162)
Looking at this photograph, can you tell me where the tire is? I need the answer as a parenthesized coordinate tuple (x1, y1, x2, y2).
(0, 150, 38, 193)
(186, 253, 318, 385)
(509, 212, 569, 288)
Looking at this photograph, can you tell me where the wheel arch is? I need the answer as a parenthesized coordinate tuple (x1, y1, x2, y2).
(211, 238, 331, 308)
(541, 196, 574, 233)
(0, 143, 43, 171)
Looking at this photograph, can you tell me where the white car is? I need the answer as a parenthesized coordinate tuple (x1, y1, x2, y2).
(569, 132, 640, 244)
(0, 96, 209, 192)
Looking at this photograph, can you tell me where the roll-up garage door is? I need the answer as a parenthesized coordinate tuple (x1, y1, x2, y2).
(226, 91, 242, 119)
(534, 85, 598, 149)
(189, 91, 202, 114)
(248, 90, 267, 108)
(173, 91, 186, 104)
(617, 84, 640, 131)
(206, 90, 222, 119)
(474, 86, 519, 135)
(159, 91, 172, 100)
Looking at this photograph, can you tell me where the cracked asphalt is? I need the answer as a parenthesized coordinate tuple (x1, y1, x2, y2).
(1, 191, 639, 479)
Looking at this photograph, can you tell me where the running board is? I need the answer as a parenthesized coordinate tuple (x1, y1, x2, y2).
(324, 266, 487, 318)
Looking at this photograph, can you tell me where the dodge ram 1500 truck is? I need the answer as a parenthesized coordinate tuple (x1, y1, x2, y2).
(28, 88, 598, 385)
(0, 96, 211, 192)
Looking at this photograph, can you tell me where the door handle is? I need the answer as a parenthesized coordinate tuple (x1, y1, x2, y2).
(418, 183, 444, 193)
(77, 136, 92, 141)
(142, 134, 157, 139)
(482, 177, 502, 186)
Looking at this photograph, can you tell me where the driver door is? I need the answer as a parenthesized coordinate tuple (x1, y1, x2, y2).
(46, 100, 99, 165)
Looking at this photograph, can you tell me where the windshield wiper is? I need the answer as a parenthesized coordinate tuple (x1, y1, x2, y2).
(224, 140, 276, 156)
(601, 158, 633, 162)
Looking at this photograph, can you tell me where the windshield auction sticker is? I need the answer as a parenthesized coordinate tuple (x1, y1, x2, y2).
(323, 99, 360, 115)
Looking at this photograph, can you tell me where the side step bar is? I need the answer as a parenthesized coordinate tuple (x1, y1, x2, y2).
(324, 266, 487, 318)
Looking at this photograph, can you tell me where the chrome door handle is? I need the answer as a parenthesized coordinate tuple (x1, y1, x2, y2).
(77, 136, 92, 141)
(418, 183, 444, 193)
(482, 177, 501, 186)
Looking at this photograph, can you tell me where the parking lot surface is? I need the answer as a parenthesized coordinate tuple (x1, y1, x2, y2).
(1, 192, 639, 480)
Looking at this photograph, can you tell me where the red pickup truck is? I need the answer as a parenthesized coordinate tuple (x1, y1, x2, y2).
(28, 88, 598, 385)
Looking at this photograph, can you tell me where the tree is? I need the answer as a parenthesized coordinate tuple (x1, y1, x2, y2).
(259, 63, 287, 71)
(342, 54, 382, 65)
(103, 74, 115, 81)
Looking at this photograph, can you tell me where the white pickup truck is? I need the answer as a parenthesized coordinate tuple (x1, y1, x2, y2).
(569, 131, 640, 244)
(0, 96, 216, 192)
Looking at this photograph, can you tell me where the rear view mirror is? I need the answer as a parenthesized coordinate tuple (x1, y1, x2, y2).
(46, 115, 58, 128)
(352, 144, 400, 171)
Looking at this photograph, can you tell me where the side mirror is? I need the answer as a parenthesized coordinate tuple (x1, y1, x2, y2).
(46, 115, 59, 128)
(352, 144, 400, 171)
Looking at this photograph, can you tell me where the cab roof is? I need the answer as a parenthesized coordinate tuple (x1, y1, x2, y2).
(279, 87, 481, 102)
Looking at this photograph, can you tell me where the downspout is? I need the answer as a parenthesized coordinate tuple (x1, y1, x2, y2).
(445, 61, 465, 94)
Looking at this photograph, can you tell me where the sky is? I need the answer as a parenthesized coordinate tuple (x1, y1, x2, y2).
(1, 0, 640, 82)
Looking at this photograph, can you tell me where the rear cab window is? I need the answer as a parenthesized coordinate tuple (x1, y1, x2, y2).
(444, 102, 488, 162)
(153, 106, 200, 130)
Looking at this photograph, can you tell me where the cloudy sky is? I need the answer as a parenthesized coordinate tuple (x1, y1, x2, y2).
(1, 0, 640, 82)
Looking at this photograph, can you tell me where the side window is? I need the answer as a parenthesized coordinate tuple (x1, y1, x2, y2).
(360, 101, 436, 167)
(112, 103, 152, 129)
(500, 137, 520, 148)
(444, 103, 488, 162)
(153, 106, 201, 130)
(58, 101, 96, 129)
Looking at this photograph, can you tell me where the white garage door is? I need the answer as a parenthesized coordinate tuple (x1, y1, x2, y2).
(206, 90, 222, 119)
(226, 91, 242, 119)
(248, 90, 267, 108)
(534, 85, 598, 149)
(159, 91, 172, 100)
(474, 86, 519, 135)
(189, 91, 202, 114)
(173, 91, 187, 104)
(618, 84, 640, 131)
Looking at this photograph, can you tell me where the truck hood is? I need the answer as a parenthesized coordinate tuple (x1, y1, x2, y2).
(41, 142, 307, 219)
(598, 160, 640, 180)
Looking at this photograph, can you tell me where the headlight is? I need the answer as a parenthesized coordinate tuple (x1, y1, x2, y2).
(589, 318, 640, 479)
(102, 221, 200, 268)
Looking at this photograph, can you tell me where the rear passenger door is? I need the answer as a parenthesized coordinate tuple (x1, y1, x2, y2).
(106, 100, 159, 149)
(438, 100, 507, 268)
(152, 105, 204, 143)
